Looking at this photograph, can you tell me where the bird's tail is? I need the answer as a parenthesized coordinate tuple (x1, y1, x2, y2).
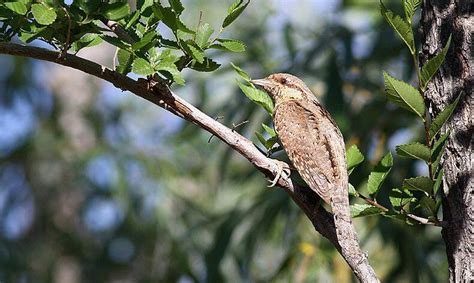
(330, 189, 379, 282)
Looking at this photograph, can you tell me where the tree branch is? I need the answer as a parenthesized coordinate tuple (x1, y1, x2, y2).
(0, 42, 377, 281)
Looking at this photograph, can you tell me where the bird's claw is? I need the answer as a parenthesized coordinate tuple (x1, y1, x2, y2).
(268, 160, 291, 187)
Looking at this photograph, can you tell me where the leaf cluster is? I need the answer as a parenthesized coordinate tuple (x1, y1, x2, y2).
(0, 0, 250, 85)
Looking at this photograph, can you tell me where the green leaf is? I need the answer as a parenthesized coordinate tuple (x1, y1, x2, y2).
(348, 183, 359, 197)
(433, 169, 443, 195)
(420, 36, 451, 89)
(101, 35, 131, 50)
(403, 0, 421, 23)
(155, 60, 185, 85)
(222, 0, 249, 28)
(429, 93, 460, 141)
(132, 31, 158, 51)
(169, 0, 184, 15)
(262, 124, 276, 137)
(255, 132, 267, 148)
(403, 176, 433, 194)
(389, 188, 413, 209)
(189, 57, 220, 72)
(383, 71, 425, 119)
(116, 49, 133, 74)
(431, 132, 449, 173)
(237, 81, 274, 114)
(132, 57, 154, 76)
(381, 1, 415, 54)
(181, 41, 204, 63)
(103, 2, 130, 21)
(195, 23, 214, 48)
(346, 144, 364, 175)
(367, 152, 393, 196)
(4, 1, 27, 15)
(395, 142, 431, 162)
(152, 4, 193, 34)
(211, 39, 246, 52)
(420, 196, 436, 215)
(70, 34, 103, 53)
(231, 62, 250, 81)
(350, 204, 384, 218)
(31, 3, 57, 25)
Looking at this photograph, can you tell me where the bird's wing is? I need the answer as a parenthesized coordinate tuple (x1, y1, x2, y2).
(274, 100, 346, 203)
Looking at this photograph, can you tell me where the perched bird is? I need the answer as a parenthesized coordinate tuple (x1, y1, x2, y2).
(252, 73, 378, 282)
(251, 73, 347, 205)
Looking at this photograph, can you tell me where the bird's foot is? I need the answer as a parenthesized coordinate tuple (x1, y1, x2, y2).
(268, 160, 291, 187)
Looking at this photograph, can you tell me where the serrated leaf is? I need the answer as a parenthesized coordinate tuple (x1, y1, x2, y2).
(367, 152, 393, 196)
(116, 49, 133, 74)
(433, 169, 443, 195)
(195, 23, 214, 48)
(262, 124, 276, 137)
(396, 142, 431, 162)
(70, 34, 103, 53)
(420, 196, 436, 215)
(431, 132, 449, 173)
(403, 176, 433, 194)
(153, 4, 193, 34)
(169, 0, 184, 15)
(189, 57, 220, 72)
(429, 93, 460, 141)
(346, 144, 364, 175)
(181, 41, 204, 63)
(222, 0, 249, 28)
(103, 2, 130, 21)
(154, 58, 184, 85)
(383, 71, 425, 119)
(132, 57, 154, 76)
(350, 204, 384, 218)
(237, 81, 274, 114)
(389, 188, 413, 209)
(403, 0, 421, 23)
(132, 31, 158, 51)
(420, 36, 451, 89)
(31, 3, 57, 25)
(125, 11, 141, 29)
(211, 39, 246, 52)
(381, 2, 415, 54)
(230, 62, 250, 81)
(4, 2, 27, 15)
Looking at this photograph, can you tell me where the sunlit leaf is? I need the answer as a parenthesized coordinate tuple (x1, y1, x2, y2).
(403, 0, 421, 23)
(70, 34, 103, 53)
(367, 152, 393, 196)
(189, 57, 220, 72)
(211, 39, 246, 52)
(169, 0, 184, 15)
(231, 62, 250, 81)
(31, 3, 57, 25)
(195, 23, 214, 48)
(396, 142, 430, 162)
(348, 183, 359, 197)
(4, 1, 27, 15)
(346, 144, 364, 175)
(429, 93, 460, 141)
(116, 48, 133, 74)
(420, 36, 451, 89)
(237, 81, 274, 114)
(433, 169, 443, 195)
(132, 57, 154, 76)
(389, 188, 413, 209)
(383, 71, 425, 119)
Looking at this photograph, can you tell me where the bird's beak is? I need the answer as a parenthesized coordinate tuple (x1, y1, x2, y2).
(250, 78, 271, 88)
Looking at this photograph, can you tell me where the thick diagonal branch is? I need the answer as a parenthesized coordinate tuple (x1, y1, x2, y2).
(0, 42, 377, 281)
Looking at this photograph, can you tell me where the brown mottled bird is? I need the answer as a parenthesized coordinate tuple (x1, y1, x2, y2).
(251, 73, 347, 205)
(252, 74, 378, 282)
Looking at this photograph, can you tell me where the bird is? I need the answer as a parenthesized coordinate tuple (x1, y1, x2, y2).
(251, 73, 347, 205)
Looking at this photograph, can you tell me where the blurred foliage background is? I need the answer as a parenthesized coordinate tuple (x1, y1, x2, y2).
(0, 0, 447, 282)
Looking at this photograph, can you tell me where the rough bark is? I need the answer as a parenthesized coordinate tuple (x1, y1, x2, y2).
(420, 1, 473, 281)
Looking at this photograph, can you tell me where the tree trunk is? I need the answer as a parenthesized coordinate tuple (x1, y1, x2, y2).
(420, 1, 473, 282)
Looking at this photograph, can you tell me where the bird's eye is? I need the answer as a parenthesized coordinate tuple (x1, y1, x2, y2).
(280, 78, 287, 84)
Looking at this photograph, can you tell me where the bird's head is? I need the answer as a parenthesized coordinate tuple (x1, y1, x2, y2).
(251, 73, 317, 104)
